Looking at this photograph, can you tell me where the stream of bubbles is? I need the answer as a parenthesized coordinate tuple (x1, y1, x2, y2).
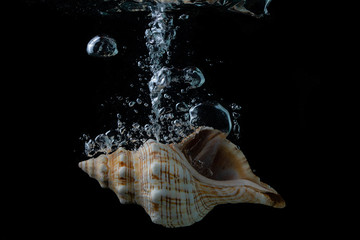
(83, 2, 241, 157)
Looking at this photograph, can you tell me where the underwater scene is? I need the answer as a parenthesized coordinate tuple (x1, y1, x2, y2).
(18, 0, 329, 235)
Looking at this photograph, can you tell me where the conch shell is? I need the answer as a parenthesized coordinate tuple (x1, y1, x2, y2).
(79, 127, 285, 227)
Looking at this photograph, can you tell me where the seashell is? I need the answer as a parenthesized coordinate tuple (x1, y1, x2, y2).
(79, 127, 285, 227)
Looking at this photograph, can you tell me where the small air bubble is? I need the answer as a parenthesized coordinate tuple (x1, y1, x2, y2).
(183, 67, 205, 89)
(179, 14, 189, 20)
(232, 112, 240, 119)
(173, 119, 182, 127)
(132, 122, 141, 129)
(175, 102, 189, 112)
(128, 101, 136, 107)
(230, 103, 242, 111)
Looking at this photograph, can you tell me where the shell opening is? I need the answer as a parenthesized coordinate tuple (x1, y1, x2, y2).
(177, 128, 258, 182)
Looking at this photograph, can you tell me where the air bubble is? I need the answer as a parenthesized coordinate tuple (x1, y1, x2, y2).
(230, 103, 242, 111)
(178, 14, 189, 20)
(128, 101, 136, 107)
(84, 139, 96, 157)
(86, 35, 118, 57)
(232, 112, 240, 119)
(173, 119, 182, 127)
(175, 102, 189, 112)
(159, 107, 172, 115)
(183, 67, 205, 89)
(132, 122, 141, 130)
(94, 134, 113, 154)
(189, 102, 232, 134)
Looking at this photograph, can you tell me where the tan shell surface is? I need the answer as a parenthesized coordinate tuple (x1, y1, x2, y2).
(79, 127, 285, 227)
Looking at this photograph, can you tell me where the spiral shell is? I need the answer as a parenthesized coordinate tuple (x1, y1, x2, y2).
(79, 127, 285, 227)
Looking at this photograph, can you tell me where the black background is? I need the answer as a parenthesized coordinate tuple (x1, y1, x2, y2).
(10, 0, 336, 238)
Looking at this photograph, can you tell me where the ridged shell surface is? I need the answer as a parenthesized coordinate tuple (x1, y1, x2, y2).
(79, 127, 285, 227)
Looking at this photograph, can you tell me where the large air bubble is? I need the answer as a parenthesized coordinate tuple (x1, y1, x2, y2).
(189, 102, 232, 134)
(86, 35, 118, 57)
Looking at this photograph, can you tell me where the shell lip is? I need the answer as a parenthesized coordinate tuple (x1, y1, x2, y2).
(173, 126, 285, 207)
(264, 191, 286, 208)
(174, 126, 254, 181)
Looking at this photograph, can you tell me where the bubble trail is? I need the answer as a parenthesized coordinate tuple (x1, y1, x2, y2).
(145, 2, 177, 142)
(82, 2, 243, 156)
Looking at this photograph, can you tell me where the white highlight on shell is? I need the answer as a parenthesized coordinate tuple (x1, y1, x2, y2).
(151, 189, 163, 204)
(151, 162, 162, 177)
(119, 167, 127, 178)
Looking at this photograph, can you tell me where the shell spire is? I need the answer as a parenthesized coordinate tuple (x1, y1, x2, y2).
(79, 148, 136, 204)
(79, 127, 285, 227)
(78, 155, 110, 188)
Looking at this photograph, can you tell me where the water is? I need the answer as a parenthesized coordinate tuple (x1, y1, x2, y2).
(82, 2, 243, 156)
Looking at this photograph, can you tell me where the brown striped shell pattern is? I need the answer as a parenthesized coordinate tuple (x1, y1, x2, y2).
(78, 127, 285, 227)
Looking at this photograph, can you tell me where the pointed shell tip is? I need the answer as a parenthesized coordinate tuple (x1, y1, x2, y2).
(78, 160, 86, 172)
